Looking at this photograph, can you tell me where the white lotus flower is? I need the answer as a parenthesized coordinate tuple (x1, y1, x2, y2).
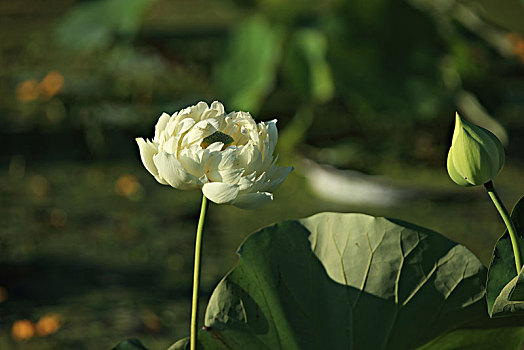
(136, 101, 293, 209)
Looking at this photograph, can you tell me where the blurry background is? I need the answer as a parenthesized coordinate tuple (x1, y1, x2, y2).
(1, 0, 524, 348)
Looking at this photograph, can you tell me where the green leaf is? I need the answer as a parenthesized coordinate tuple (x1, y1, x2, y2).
(215, 16, 283, 114)
(491, 269, 524, 316)
(417, 326, 524, 350)
(283, 29, 334, 103)
(112, 338, 149, 350)
(55, 0, 156, 52)
(171, 212, 524, 350)
(486, 196, 524, 317)
(509, 268, 524, 301)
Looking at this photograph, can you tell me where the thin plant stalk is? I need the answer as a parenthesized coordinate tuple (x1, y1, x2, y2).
(484, 181, 522, 274)
(191, 194, 209, 350)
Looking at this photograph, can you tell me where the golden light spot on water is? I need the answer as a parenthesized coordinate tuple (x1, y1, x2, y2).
(49, 208, 67, 228)
(39, 71, 64, 100)
(36, 313, 62, 336)
(28, 175, 49, 198)
(508, 33, 524, 63)
(12, 319, 36, 341)
(141, 309, 162, 333)
(15, 71, 65, 103)
(115, 174, 141, 198)
(0, 286, 8, 303)
(16, 79, 40, 102)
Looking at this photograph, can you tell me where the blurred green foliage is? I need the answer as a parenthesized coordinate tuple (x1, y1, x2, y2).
(56, 0, 157, 52)
(2, 0, 524, 167)
(215, 16, 283, 113)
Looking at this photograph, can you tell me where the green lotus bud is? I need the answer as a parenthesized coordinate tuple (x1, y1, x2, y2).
(447, 112, 505, 186)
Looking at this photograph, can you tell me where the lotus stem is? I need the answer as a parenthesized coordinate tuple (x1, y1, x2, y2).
(191, 194, 209, 350)
(484, 181, 522, 274)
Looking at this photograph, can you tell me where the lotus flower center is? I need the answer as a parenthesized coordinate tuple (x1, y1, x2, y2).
(201, 131, 234, 149)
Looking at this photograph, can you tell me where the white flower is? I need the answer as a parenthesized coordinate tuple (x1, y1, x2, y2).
(136, 101, 293, 209)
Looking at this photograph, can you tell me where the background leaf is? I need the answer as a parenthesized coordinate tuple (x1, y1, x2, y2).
(214, 16, 283, 114)
(55, 0, 156, 52)
(112, 338, 149, 350)
(486, 196, 524, 317)
(283, 29, 334, 103)
(172, 212, 524, 349)
(417, 326, 524, 350)
(509, 268, 524, 301)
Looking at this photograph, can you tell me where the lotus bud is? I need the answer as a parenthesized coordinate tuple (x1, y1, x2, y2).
(447, 112, 505, 186)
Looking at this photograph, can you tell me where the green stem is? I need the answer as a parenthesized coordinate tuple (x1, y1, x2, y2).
(484, 181, 522, 274)
(191, 194, 208, 350)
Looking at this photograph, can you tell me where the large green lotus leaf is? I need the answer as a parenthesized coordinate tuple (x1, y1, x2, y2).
(417, 326, 524, 350)
(486, 196, 524, 317)
(491, 269, 524, 317)
(170, 212, 522, 350)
